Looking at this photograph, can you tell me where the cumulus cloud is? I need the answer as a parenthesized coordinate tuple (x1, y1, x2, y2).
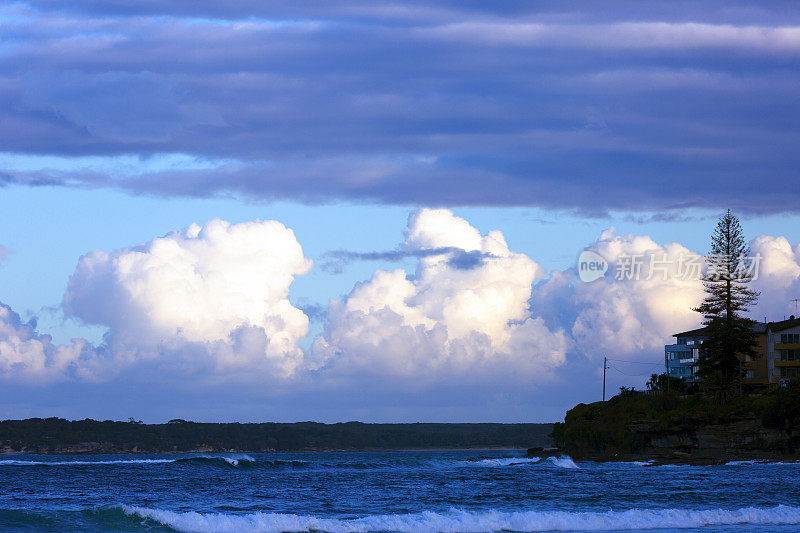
(533, 229, 705, 362)
(530, 230, 800, 366)
(315, 209, 569, 380)
(63, 219, 312, 376)
(0, 302, 98, 383)
(3, 209, 799, 405)
(750, 235, 800, 320)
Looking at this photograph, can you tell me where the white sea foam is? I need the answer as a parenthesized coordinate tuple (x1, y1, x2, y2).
(0, 454, 256, 467)
(469, 457, 542, 467)
(0, 458, 176, 466)
(462, 455, 579, 468)
(192, 454, 257, 467)
(726, 459, 800, 466)
(122, 504, 800, 533)
(611, 460, 655, 467)
(546, 455, 579, 469)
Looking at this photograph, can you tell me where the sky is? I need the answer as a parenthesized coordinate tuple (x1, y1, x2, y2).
(1, 1, 799, 423)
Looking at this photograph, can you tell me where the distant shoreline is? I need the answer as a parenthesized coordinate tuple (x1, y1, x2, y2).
(1, 446, 529, 456)
(0, 418, 553, 455)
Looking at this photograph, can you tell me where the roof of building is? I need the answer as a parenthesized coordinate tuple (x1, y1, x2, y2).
(768, 316, 800, 333)
(673, 321, 769, 338)
(673, 327, 708, 337)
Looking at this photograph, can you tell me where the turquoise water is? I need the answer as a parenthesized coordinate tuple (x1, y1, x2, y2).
(0, 451, 798, 532)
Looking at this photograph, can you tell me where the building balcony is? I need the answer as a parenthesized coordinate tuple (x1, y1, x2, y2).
(774, 360, 800, 367)
(665, 344, 692, 352)
(774, 343, 800, 350)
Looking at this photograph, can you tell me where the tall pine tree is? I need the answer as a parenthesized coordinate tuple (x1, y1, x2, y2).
(694, 210, 759, 399)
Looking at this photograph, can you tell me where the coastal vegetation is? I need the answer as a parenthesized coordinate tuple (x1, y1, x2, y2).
(552, 381, 800, 461)
(0, 420, 553, 454)
(693, 209, 760, 399)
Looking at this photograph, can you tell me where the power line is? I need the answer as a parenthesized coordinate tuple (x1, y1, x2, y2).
(606, 363, 662, 377)
(606, 357, 664, 365)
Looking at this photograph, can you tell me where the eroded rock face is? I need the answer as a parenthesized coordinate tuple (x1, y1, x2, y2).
(632, 417, 794, 462)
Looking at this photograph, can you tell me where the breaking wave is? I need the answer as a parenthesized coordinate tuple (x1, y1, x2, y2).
(545, 455, 579, 469)
(0, 454, 259, 468)
(122, 504, 800, 532)
(175, 454, 258, 468)
(0, 458, 176, 466)
(726, 460, 800, 466)
(462, 455, 579, 469)
(467, 457, 542, 467)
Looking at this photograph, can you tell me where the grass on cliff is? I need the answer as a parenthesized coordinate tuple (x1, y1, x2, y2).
(552, 381, 800, 459)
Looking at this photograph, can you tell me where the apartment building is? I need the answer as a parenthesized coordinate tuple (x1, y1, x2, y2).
(665, 322, 770, 385)
(766, 316, 800, 386)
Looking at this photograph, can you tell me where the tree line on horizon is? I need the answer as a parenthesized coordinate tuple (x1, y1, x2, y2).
(0, 419, 554, 453)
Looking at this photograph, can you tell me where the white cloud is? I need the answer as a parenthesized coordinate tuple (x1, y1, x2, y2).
(63, 218, 312, 376)
(750, 235, 800, 320)
(4, 212, 799, 396)
(533, 228, 705, 360)
(0, 302, 97, 383)
(315, 209, 569, 380)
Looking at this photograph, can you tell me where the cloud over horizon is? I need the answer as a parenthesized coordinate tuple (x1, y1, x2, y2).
(1, 210, 800, 420)
(2, 1, 800, 214)
(314, 209, 569, 382)
(0, 302, 98, 383)
(60, 218, 313, 379)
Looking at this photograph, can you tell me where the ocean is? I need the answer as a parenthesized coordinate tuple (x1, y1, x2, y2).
(0, 450, 798, 532)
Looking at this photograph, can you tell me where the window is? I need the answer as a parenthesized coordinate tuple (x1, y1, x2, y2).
(746, 370, 755, 379)
(780, 367, 800, 379)
(781, 333, 800, 344)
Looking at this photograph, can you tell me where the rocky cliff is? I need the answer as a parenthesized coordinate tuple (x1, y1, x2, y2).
(552, 387, 800, 464)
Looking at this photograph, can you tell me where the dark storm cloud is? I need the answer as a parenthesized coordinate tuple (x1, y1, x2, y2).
(2, 1, 800, 213)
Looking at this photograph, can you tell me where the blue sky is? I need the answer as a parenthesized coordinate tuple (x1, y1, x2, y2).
(1, 1, 800, 422)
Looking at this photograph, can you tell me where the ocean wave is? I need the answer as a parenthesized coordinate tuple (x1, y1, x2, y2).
(0, 454, 258, 468)
(0, 458, 176, 466)
(545, 455, 579, 469)
(726, 459, 800, 466)
(175, 454, 258, 468)
(460, 455, 579, 469)
(467, 457, 542, 467)
(122, 504, 800, 532)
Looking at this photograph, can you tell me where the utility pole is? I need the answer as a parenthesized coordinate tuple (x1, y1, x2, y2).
(602, 356, 607, 401)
